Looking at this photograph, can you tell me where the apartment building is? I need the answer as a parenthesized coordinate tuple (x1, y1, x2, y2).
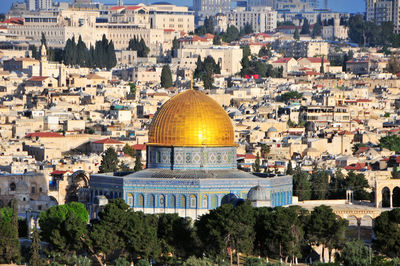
(194, 0, 231, 17)
(176, 45, 243, 76)
(226, 7, 277, 33)
(273, 40, 329, 58)
(366, 0, 400, 32)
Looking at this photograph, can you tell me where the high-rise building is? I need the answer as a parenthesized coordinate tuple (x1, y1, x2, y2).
(25, 0, 52, 10)
(193, 0, 231, 17)
(366, 0, 400, 33)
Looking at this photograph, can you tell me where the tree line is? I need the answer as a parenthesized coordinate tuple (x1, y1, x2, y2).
(241, 45, 283, 78)
(292, 166, 371, 202)
(3, 199, 400, 265)
(195, 16, 253, 44)
(64, 34, 117, 70)
(194, 55, 221, 90)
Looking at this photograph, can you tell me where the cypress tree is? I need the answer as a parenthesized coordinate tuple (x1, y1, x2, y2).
(76, 35, 87, 67)
(106, 40, 117, 70)
(294, 28, 300, 40)
(99, 147, 119, 173)
(29, 228, 43, 266)
(286, 160, 294, 175)
(320, 56, 325, 74)
(161, 65, 173, 88)
(252, 153, 261, 173)
(134, 152, 143, 172)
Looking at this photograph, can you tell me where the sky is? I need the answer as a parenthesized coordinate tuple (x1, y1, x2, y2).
(0, 0, 365, 14)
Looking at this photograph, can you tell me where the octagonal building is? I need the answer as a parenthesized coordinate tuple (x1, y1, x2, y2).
(90, 89, 292, 219)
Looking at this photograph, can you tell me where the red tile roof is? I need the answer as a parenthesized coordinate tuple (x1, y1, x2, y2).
(26, 132, 63, 138)
(237, 154, 257, 159)
(132, 144, 146, 150)
(273, 57, 294, 63)
(27, 76, 49, 82)
(300, 57, 330, 63)
(50, 170, 71, 175)
(93, 138, 123, 144)
(344, 163, 371, 171)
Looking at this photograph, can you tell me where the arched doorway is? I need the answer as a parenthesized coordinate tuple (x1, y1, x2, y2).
(382, 187, 391, 208)
(393, 187, 400, 207)
(66, 171, 90, 203)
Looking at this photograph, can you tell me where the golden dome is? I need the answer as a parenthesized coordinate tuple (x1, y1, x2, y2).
(148, 90, 234, 147)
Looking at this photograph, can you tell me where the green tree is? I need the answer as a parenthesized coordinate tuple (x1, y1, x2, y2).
(374, 208, 400, 257)
(329, 168, 346, 199)
(345, 171, 370, 200)
(294, 28, 300, 40)
(29, 228, 44, 266)
(387, 56, 400, 74)
(213, 34, 221, 45)
(280, 91, 303, 103)
(379, 135, 400, 152)
(338, 239, 371, 266)
(99, 147, 119, 173)
(161, 65, 173, 88)
(252, 152, 261, 173)
(320, 56, 325, 74)
(241, 23, 253, 35)
(258, 45, 272, 57)
(312, 19, 322, 38)
(123, 144, 136, 157)
(128, 37, 149, 57)
(310, 168, 329, 200)
(134, 152, 143, 172)
(306, 205, 347, 263)
(123, 212, 160, 261)
(183, 256, 214, 266)
(293, 166, 311, 201)
(106, 40, 117, 69)
(204, 16, 215, 34)
(39, 202, 88, 256)
(221, 25, 240, 43)
(196, 203, 255, 260)
(260, 144, 270, 159)
(89, 199, 129, 264)
(0, 206, 20, 264)
(76, 35, 88, 67)
(157, 214, 198, 260)
(301, 18, 310, 35)
(286, 161, 294, 175)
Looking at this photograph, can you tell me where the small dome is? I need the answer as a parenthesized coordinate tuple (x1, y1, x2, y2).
(248, 186, 269, 201)
(267, 127, 278, 133)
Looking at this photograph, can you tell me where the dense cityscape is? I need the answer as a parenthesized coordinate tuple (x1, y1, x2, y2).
(2, 0, 400, 265)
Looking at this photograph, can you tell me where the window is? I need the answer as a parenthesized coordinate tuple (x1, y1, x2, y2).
(202, 195, 208, 208)
(159, 195, 165, 207)
(190, 195, 196, 208)
(180, 195, 186, 208)
(212, 195, 218, 208)
(169, 195, 176, 208)
(31, 186, 35, 194)
(10, 183, 16, 191)
(138, 194, 144, 207)
(149, 194, 155, 207)
(127, 193, 133, 206)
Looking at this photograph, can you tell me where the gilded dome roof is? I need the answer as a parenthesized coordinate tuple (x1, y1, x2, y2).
(148, 90, 234, 147)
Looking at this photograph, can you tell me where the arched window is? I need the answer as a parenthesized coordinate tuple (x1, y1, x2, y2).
(9, 183, 16, 191)
(169, 195, 176, 208)
(180, 195, 186, 208)
(149, 194, 155, 208)
(127, 193, 133, 207)
(159, 195, 165, 208)
(190, 195, 197, 208)
(211, 195, 218, 208)
(202, 195, 208, 208)
(138, 194, 144, 207)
